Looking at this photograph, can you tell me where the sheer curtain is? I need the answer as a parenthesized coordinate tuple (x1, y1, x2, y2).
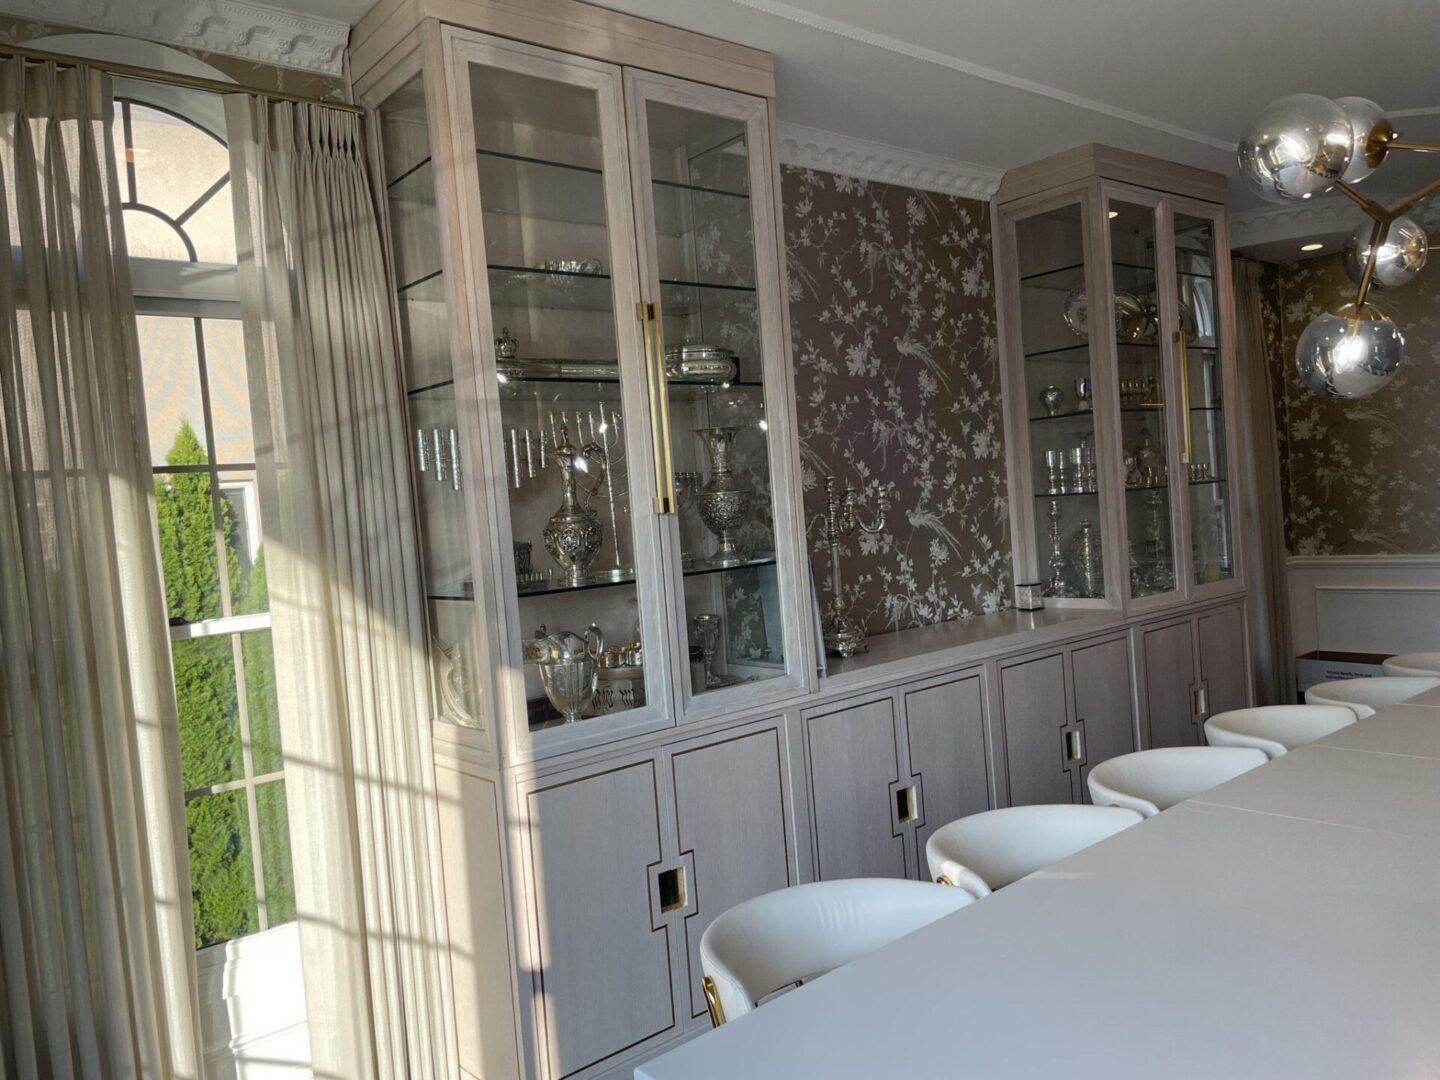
(1233, 257, 1293, 705)
(0, 58, 203, 1078)
(224, 95, 456, 1080)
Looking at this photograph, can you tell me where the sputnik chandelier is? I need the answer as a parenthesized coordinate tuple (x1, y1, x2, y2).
(1237, 95, 1439, 399)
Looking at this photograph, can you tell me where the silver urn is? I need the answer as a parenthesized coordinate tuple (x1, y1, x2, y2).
(693, 426, 751, 568)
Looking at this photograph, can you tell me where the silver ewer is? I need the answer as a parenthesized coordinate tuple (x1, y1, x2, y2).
(543, 426, 605, 586)
(524, 624, 603, 724)
(694, 426, 751, 567)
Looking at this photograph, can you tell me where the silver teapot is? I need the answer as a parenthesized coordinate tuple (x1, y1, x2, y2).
(524, 624, 604, 723)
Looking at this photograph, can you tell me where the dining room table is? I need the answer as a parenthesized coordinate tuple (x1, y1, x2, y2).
(635, 687, 1440, 1079)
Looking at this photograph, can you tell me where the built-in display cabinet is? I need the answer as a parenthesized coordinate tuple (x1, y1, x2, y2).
(994, 145, 1245, 613)
(354, 7, 1256, 1075)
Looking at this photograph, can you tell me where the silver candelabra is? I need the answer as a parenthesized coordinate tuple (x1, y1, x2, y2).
(809, 476, 884, 658)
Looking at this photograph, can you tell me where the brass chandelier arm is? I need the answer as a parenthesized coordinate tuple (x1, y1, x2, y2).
(1351, 217, 1387, 312)
(1386, 175, 1440, 219)
(1333, 179, 1391, 223)
(1387, 140, 1440, 154)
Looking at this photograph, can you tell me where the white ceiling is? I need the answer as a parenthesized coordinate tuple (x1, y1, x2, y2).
(320, 0, 1440, 252)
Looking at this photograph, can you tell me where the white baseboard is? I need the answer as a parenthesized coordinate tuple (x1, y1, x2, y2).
(1287, 555, 1440, 657)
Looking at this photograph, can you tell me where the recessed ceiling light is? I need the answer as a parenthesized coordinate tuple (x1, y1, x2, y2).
(1300, 242, 1324, 252)
(1107, 210, 1119, 218)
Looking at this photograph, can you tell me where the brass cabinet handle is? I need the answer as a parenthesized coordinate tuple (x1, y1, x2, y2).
(638, 301, 676, 514)
(1176, 329, 1193, 465)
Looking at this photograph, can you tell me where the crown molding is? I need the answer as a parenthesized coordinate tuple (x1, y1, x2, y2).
(1230, 195, 1440, 251)
(776, 121, 1002, 199)
(2, 0, 349, 75)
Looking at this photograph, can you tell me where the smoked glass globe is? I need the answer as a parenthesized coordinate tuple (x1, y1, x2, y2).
(1343, 215, 1428, 290)
(1335, 96, 1387, 183)
(1295, 305, 1404, 399)
(1237, 94, 1354, 201)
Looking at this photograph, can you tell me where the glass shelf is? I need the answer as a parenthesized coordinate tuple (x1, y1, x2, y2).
(477, 146, 601, 177)
(511, 552, 779, 598)
(487, 264, 614, 312)
(659, 277, 756, 294)
(653, 176, 748, 200)
(407, 378, 455, 399)
(1029, 409, 1097, 423)
(1034, 489, 1101, 500)
(398, 268, 444, 295)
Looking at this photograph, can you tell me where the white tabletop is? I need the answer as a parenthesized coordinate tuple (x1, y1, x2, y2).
(637, 693, 1440, 1080)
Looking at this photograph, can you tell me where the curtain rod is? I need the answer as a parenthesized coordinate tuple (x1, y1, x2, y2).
(0, 41, 364, 116)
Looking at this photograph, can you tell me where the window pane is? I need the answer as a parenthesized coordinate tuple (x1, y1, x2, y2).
(123, 207, 192, 261)
(220, 471, 266, 615)
(202, 319, 254, 464)
(182, 184, 238, 264)
(243, 630, 282, 774)
(155, 470, 225, 623)
(186, 789, 258, 948)
(173, 636, 243, 790)
(256, 782, 296, 926)
(128, 103, 230, 225)
(138, 315, 208, 464)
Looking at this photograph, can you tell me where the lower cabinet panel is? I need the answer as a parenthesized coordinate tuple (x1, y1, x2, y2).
(670, 726, 791, 1021)
(999, 653, 1073, 806)
(804, 697, 907, 881)
(1070, 636, 1137, 798)
(1142, 620, 1200, 747)
(1197, 604, 1250, 718)
(903, 674, 990, 876)
(524, 762, 673, 1079)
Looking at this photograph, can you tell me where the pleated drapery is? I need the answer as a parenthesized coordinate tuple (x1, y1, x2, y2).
(1233, 257, 1293, 705)
(224, 95, 457, 1080)
(0, 58, 204, 1079)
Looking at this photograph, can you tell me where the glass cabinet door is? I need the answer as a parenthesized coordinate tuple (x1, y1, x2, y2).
(454, 41, 670, 739)
(625, 72, 804, 708)
(1107, 197, 1179, 602)
(377, 72, 485, 729)
(1172, 208, 1234, 586)
(1010, 201, 1107, 601)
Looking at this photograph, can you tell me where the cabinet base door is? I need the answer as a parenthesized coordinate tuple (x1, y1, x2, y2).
(1070, 636, 1138, 797)
(1142, 620, 1200, 747)
(1000, 654, 1074, 805)
(903, 675, 990, 876)
(523, 762, 674, 1078)
(805, 698, 908, 880)
(1197, 604, 1250, 720)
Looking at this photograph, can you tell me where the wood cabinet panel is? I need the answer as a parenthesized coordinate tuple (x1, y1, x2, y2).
(524, 762, 673, 1078)
(999, 653, 1073, 805)
(805, 698, 907, 881)
(903, 675, 990, 875)
(1142, 620, 1199, 747)
(670, 727, 791, 1021)
(1070, 636, 1137, 798)
(1197, 604, 1250, 721)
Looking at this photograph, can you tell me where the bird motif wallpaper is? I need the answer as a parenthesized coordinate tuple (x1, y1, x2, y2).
(781, 166, 1011, 637)
(1263, 243, 1440, 554)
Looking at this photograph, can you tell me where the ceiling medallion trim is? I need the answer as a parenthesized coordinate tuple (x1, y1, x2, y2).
(3, 0, 349, 75)
(730, 0, 1232, 153)
(777, 122, 1003, 199)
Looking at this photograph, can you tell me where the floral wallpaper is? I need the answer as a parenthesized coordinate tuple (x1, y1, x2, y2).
(782, 167, 1010, 636)
(1265, 240, 1440, 555)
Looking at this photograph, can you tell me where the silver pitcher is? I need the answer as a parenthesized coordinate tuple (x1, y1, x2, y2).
(524, 624, 604, 724)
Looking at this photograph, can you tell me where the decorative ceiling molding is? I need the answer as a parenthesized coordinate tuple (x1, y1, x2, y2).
(1230, 196, 1440, 251)
(777, 121, 1003, 199)
(731, 0, 1233, 153)
(3, 0, 349, 75)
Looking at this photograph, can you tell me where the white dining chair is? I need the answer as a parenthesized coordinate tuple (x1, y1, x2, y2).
(1382, 652, 1440, 677)
(1086, 746, 1268, 817)
(1203, 704, 1357, 759)
(698, 879, 971, 1026)
(1305, 675, 1440, 720)
(924, 804, 1143, 899)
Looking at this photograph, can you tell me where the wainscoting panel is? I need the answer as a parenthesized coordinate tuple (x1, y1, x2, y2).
(1287, 556, 1440, 657)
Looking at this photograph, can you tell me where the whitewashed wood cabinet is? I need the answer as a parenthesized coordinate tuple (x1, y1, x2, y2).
(1134, 597, 1251, 748)
(994, 633, 1137, 806)
(994, 146, 1248, 617)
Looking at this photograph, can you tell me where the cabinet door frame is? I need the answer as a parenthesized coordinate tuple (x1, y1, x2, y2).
(993, 183, 1126, 612)
(1132, 613, 1202, 748)
(1166, 192, 1247, 604)
(995, 648, 1079, 806)
(441, 26, 678, 764)
(621, 67, 816, 727)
